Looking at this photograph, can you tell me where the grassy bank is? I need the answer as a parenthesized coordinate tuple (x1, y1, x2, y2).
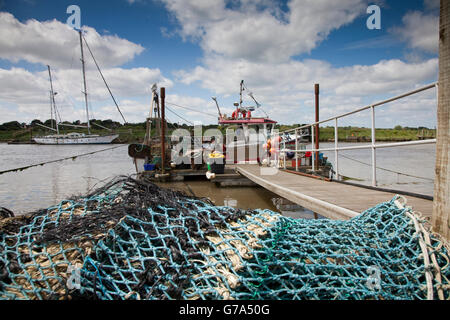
(316, 126, 436, 142)
(276, 125, 436, 142)
(0, 122, 436, 144)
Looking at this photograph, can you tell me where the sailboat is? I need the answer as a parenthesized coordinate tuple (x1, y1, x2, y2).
(33, 31, 119, 145)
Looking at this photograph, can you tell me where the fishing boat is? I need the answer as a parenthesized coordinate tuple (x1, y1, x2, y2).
(214, 80, 310, 164)
(129, 81, 312, 175)
(33, 31, 120, 145)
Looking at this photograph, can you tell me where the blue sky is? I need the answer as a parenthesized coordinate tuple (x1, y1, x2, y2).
(0, 0, 440, 127)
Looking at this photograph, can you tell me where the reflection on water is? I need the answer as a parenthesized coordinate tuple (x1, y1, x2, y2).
(156, 180, 279, 211)
(0, 142, 436, 216)
(156, 180, 319, 219)
(0, 144, 135, 215)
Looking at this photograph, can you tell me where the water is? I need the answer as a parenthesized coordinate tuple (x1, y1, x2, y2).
(0, 142, 436, 215)
(0, 144, 134, 215)
(0, 143, 283, 215)
(319, 142, 435, 197)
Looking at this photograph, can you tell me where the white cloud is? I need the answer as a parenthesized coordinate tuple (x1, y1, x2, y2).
(175, 56, 438, 125)
(0, 12, 145, 69)
(164, 0, 439, 127)
(0, 65, 173, 123)
(0, 12, 174, 124)
(97, 94, 218, 124)
(161, 0, 369, 63)
(391, 10, 439, 53)
(0, 68, 48, 106)
(50, 66, 172, 101)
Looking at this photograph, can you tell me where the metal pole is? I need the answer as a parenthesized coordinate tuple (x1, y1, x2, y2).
(79, 30, 91, 135)
(311, 125, 315, 172)
(49, 91, 53, 131)
(315, 84, 320, 169)
(47, 66, 59, 135)
(161, 87, 166, 174)
(283, 135, 286, 170)
(371, 106, 377, 186)
(295, 129, 299, 171)
(334, 118, 339, 180)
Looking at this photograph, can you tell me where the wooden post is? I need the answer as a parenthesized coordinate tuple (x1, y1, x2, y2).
(160, 87, 166, 174)
(432, 1, 449, 240)
(314, 84, 320, 169)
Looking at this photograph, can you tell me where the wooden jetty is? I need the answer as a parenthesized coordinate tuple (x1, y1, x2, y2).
(145, 165, 257, 187)
(236, 164, 433, 221)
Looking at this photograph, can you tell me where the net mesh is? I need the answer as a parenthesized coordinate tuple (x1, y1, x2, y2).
(1, 176, 449, 300)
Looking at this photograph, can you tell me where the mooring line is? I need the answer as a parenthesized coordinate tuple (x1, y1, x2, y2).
(339, 154, 434, 181)
(0, 145, 127, 176)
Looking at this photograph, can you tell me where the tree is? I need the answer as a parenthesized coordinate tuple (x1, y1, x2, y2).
(0, 121, 22, 130)
(30, 119, 43, 127)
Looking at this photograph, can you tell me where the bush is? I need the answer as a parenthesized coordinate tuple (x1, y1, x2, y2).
(0, 121, 22, 131)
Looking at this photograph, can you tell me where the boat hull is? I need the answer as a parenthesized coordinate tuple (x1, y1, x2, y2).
(33, 134, 119, 145)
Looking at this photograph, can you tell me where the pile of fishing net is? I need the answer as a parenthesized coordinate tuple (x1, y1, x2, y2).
(0, 176, 449, 300)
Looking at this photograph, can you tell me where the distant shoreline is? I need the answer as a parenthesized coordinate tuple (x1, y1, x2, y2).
(0, 123, 436, 145)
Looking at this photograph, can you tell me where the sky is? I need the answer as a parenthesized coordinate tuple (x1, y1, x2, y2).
(0, 0, 441, 128)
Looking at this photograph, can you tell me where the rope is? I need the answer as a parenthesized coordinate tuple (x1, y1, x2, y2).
(165, 106, 195, 125)
(339, 153, 434, 181)
(81, 33, 127, 124)
(165, 102, 218, 118)
(0, 145, 127, 176)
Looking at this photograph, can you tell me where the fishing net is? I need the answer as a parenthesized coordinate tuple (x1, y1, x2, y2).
(0, 176, 449, 300)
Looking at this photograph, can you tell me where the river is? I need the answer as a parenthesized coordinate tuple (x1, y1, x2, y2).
(0, 142, 435, 216)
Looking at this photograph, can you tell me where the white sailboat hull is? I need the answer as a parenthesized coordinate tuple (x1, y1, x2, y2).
(33, 134, 119, 145)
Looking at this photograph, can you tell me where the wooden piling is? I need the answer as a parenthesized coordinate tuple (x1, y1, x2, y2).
(432, 1, 450, 240)
(314, 84, 320, 169)
(160, 87, 166, 174)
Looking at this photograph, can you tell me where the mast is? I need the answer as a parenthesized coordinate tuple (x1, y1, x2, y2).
(47, 65, 59, 134)
(239, 80, 244, 109)
(79, 30, 91, 134)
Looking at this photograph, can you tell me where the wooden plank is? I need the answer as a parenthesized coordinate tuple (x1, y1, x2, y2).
(236, 164, 433, 220)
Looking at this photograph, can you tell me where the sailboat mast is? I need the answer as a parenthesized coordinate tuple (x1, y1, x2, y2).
(79, 30, 91, 134)
(47, 65, 59, 134)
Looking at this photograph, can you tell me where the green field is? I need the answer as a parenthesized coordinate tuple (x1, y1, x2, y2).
(0, 120, 436, 143)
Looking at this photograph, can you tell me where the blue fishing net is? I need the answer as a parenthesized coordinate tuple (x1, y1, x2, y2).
(1, 176, 449, 300)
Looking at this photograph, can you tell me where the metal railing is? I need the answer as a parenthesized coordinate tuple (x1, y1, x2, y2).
(279, 82, 438, 187)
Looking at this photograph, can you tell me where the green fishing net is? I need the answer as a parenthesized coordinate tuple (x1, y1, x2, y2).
(1, 176, 449, 300)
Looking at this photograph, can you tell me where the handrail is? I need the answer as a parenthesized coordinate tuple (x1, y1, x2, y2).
(278, 82, 438, 187)
(280, 82, 437, 134)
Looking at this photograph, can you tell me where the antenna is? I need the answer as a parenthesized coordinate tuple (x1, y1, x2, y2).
(212, 97, 222, 118)
(239, 80, 244, 108)
(150, 83, 158, 118)
(248, 92, 261, 108)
